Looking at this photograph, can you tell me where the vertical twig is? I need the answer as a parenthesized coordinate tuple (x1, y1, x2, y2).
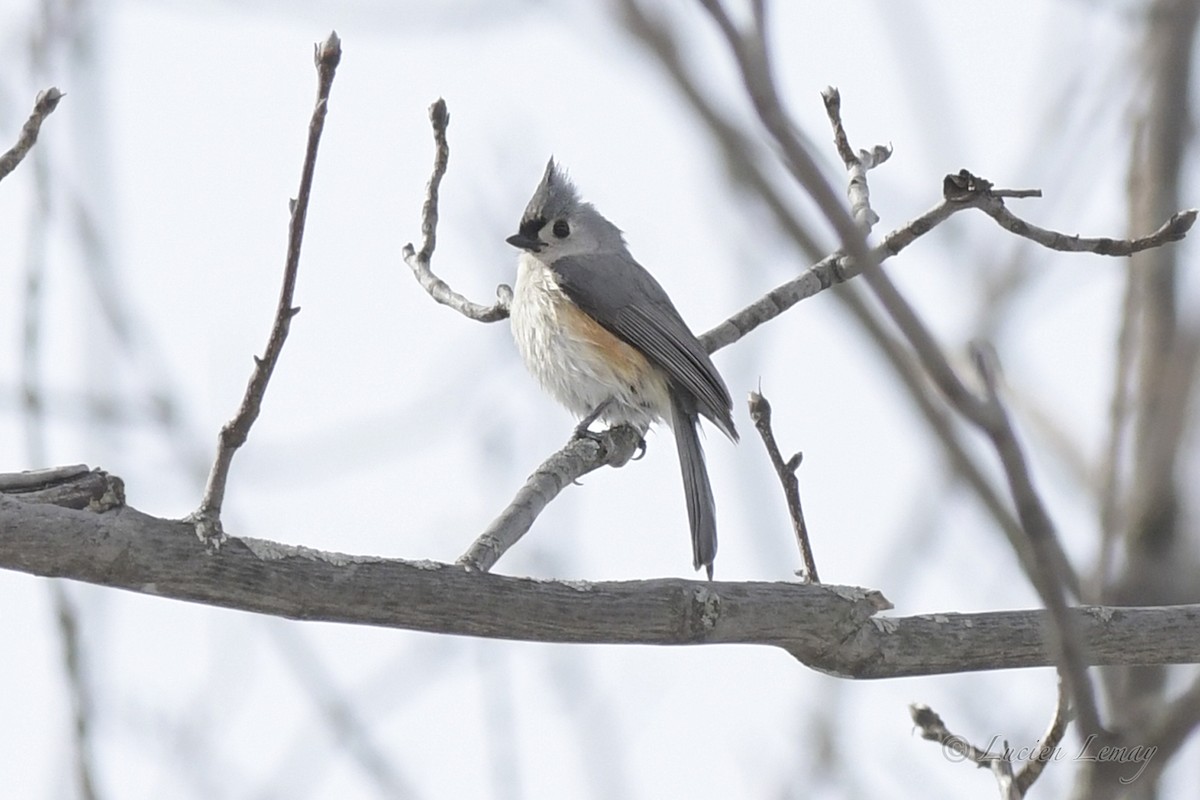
(1014, 677, 1072, 794)
(748, 390, 819, 582)
(402, 98, 511, 322)
(13, 66, 98, 800)
(190, 32, 342, 542)
(52, 583, 99, 800)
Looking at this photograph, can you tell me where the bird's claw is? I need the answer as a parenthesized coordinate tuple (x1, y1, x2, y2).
(572, 423, 605, 444)
(632, 437, 647, 460)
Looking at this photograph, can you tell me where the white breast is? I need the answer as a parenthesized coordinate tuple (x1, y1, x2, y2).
(509, 253, 667, 430)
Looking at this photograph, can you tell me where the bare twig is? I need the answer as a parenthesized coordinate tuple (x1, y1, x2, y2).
(821, 86, 891, 231)
(616, 0, 827, 259)
(10, 76, 100, 800)
(189, 32, 342, 543)
(267, 624, 420, 796)
(818, 92, 1108, 736)
(458, 425, 644, 572)
(818, 94, 1041, 583)
(819, 89, 1112, 742)
(697, 0, 877, 279)
(943, 169, 1197, 252)
(51, 583, 99, 800)
(910, 703, 1020, 799)
(1140, 669, 1200, 772)
(859, 242, 1103, 739)
(1014, 677, 1072, 794)
(698, 198, 957, 353)
(0, 87, 63, 182)
(689, 131, 1192, 365)
(1095, 264, 1139, 597)
(402, 99, 511, 322)
(989, 202, 1194, 254)
(747, 390, 819, 582)
(914, 677, 1071, 797)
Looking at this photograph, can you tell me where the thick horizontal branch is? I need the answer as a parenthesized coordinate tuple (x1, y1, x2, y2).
(5, 470, 1200, 680)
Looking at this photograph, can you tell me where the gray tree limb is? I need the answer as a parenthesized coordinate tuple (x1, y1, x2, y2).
(5, 469, 1200, 681)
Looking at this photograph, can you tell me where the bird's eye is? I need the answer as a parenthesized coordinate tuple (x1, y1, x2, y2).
(552, 219, 570, 239)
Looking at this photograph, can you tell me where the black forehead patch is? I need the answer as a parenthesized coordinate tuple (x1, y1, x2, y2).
(518, 216, 546, 239)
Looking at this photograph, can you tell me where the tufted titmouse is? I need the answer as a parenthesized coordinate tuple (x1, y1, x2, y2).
(506, 159, 737, 578)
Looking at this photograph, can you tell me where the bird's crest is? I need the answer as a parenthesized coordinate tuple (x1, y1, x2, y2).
(521, 157, 580, 226)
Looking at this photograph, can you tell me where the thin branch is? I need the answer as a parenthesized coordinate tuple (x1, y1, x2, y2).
(834, 287, 1031, 547)
(813, 97, 1104, 740)
(51, 583, 99, 800)
(697, 0, 878, 280)
(698, 198, 959, 353)
(910, 703, 1020, 799)
(747, 390, 819, 582)
(615, 0, 827, 259)
(818, 92, 1043, 585)
(412, 98, 448, 267)
(973, 345, 1103, 741)
(821, 86, 891, 231)
(402, 98, 511, 323)
(1140, 669, 1200, 772)
(985, 200, 1196, 254)
(267, 624, 420, 797)
(689, 138, 1193, 364)
(458, 425, 644, 572)
(1014, 677, 1072, 795)
(912, 682, 1074, 800)
(864, 215, 1090, 615)
(914, 677, 1073, 797)
(189, 32, 342, 542)
(1096, 263, 1139, 598)
(858, 241, 1102, 738)
(0, 87, 63, 182)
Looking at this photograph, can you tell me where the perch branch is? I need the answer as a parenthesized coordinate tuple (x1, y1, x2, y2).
(458, 426, 644, 571)
(9, 473, 1200, 680)
(189, 32, 341, 543)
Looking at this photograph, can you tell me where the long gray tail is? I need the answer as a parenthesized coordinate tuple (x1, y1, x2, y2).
(670, 390, 717, 579)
